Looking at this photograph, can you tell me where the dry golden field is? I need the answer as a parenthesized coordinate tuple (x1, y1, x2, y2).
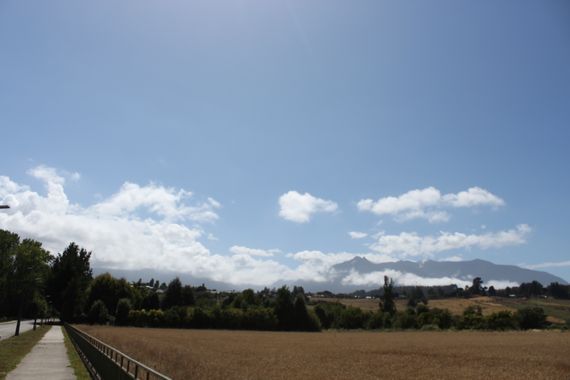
(76, 325, 570, 380)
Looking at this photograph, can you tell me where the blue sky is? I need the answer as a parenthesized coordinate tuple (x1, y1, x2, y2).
(1, 0, 569, 285)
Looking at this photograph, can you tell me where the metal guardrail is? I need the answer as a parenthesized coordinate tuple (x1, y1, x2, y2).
(65, 324, 172, 380)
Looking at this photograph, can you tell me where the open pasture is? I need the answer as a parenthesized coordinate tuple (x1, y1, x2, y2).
(77, 325, 570, 380)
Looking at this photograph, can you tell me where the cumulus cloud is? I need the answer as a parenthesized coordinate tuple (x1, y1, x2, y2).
(0, 166, 227, 276)
(230, 245, 281, 257)
(0, 167, 325, 287)
(369, 224, 531, 258)
(357, 186, 504, 223)
(348, 231, 368, 239)
(90, 182, 220, 223)
(278, 191, 337, 223)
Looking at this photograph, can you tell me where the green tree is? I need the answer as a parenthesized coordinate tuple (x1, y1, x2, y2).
(379, 276, 396, 316)
(547, 282, 570, 299)
(87, 273, 133, 315)
(142, 291, 160, 309)
(519, 281, 544, 298)
(115, 298, 132, 326)
(88, 299, 109, 325)
(516, 307, 546, 329)
(162, 277, 183, 309)
(47, 242, 92, 322)
(274, 286, 294, 330)
(181, 285, 195, 306)
(0, 229, 20, 317)
(468, 277, 483, 296)
(407, 286, 427, 309)
(10, 239, 52, 335)
(292, 295, 320, 331)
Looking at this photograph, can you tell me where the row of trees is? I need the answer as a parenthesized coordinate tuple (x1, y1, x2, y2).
(313, 302, 548, 331)
(0, 229, 94, 334)
(348, 278, 570, 301)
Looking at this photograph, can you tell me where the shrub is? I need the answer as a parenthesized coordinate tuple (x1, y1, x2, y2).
(430, 308, 453, 330)
(187, 307, 211, 329)
(147, 309, 165, 327)
(394, 310, 417, 330)
(337, 306, 371, 329)
(461, 306, 485, 329)
(128, 309, 146, 327)
(242, 307, 279, 331)
(164, 306, 187, 327)
(516, 307, 546, 330)
(367, 312, 386, 329)
(314, 303, 345, 329)
(486, 311, 517, 330)
(115, 298, 131, 326)
(219, 308, 244, 329)
(88, 300, 109, 325)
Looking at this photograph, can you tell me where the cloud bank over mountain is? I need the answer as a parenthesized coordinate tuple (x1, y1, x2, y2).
(0, 165, 548, 288)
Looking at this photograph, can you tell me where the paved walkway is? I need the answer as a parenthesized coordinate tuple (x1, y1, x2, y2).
(7, 325, 75, 380)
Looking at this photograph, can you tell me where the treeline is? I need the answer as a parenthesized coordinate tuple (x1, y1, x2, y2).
(86, 280, 320, 332)
(313, 303, 549, 331)
(0, 229, 563, 333)
(0, 229, 320, 332)
(346, 278, 570, 300)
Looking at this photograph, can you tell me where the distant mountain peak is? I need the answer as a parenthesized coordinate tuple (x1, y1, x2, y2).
(331, 256, 567, 289)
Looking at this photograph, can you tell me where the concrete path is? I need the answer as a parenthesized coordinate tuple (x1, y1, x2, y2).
(6, 325, 75, 380)
(0, 320, 35, 341)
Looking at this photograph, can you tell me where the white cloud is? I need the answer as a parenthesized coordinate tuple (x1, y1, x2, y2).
(341, 269, 472, 288)
(369, 224, 531, 258)
(0, 166, 326, 287)
(340, 270, 518, 289)
(0, 166, 225, 275)
(358, 186, 504, 223)
(287, 250, 397, 283)
(348, 231, 368, 239)
(229, 245, 281, 257)
(487, 280, 519, 289)
(442, 255, 464, 262)
(278, 191, 337, 223)
(524, 260, 570, 270)
(0, 166, 532, 289)
(90, 182, 220, 223)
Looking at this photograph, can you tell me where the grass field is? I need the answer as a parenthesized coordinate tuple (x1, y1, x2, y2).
(313, 296, 570, 324)
(76, 325, 570, 380)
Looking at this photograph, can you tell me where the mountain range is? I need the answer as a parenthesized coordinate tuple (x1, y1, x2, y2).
(96, 257, 567, 293)
(330, 257, 566, 288)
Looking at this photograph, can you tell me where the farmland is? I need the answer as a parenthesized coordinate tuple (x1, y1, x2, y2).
(77, 325, 570, 380)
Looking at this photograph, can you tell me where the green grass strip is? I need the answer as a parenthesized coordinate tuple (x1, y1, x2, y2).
(0, 325, 50, 380)
(62, 326, 91, 380)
